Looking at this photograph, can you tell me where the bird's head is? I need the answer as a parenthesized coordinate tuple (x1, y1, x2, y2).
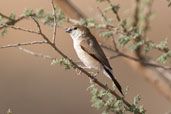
(66, 25, 89, 40)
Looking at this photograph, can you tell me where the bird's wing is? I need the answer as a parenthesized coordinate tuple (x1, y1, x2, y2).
(80, 35, 112, 69)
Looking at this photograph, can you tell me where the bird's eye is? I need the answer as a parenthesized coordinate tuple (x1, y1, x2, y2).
(73, 27, 77, 30)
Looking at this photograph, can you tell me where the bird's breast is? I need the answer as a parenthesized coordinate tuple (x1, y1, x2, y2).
(73, 41, 102, 70)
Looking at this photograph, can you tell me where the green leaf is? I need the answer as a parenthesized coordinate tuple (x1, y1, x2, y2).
(87, 18, 96, 28)
(114, 100, 123, 112)
(7, 108, 12, 114)
(169, 2, 171, 7)
(59, 58, 71, 70)
(9, 13, 16, 20)
(139, 105, 146, 114)
(157, 51, 171, 64)
(36, 8, 44, 18)
(158, 38, 168, 50)
(112, 5, 120, 12)
(87, 84, 95, 91)
(97, 0, 104, 2)
(79, 18, 86, 25)
(104, 6, 112, 14)
(51, 59, 58, 65)
(24, 8, 33, 17)
(118, 35, 130, 46)
(134, 95, 141, 105)
(130, 40, 145, 51)
(1, 28, 8, 37)
(99, 31, 114, 38)
(145, 42, 155, 53)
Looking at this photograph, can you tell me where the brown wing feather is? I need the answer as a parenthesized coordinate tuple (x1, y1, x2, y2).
(80, 34, 112, 70)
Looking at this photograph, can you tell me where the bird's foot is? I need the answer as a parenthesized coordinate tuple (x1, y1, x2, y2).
(76, 65, 91, 75)
(93, 71, 99, 77)
(89, 77, 95, 83)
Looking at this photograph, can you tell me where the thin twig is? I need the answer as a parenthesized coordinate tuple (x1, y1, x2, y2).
(111, 36, 118, 52)
(106, 0, 120, 22)
(97, 7, 107, 22)
(18, 46, 55, 60)
(0, 24, 39, 34)
(97, 7, 118, 51)
(0, 14, 27, 30)
(143, 0, 153, 38)
(0, 41, 47, 49)
(100, 43, 171, 70)
(0, 12, 14, 22)
(133, 0, 140, 27)
(51, 0, 57, 44)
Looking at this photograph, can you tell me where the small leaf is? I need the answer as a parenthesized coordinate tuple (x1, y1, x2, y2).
(97, 0, 104, 2)
(157, 51, 171, 64)
(104, 6, 112, 14)
(134, 95, 141, 105)
(158, 38, 168, 50)
(130, 40, 145, 51)
(139, 105, 146, 114)
(112, 5, 120, 12)
(99, 31, 114, 38)
(79, 18, 86, 25)
(1, 28, 8, 37)
(24, 8, 33, 17)
(87, 84, 95, 91)
(145, 42, 155, 53)
(51, 59, 58, 65)
(7, 108, 12, 114)
(9, 13, 16, 20)
(36, 8, 44, 18)
(118, 35, 130, 46)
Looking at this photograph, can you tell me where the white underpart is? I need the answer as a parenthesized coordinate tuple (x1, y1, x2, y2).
(69, 30, 102, 70)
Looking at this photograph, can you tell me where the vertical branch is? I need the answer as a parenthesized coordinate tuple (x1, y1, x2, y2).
(133, 0, 140, 27)
(51, 0, 57, 44)
(143, 0, 153, 38)
(106, 0, 120, 22)
(97, 7, 119, 52)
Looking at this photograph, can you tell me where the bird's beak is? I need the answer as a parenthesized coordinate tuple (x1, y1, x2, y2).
(66, 27, 72, 33)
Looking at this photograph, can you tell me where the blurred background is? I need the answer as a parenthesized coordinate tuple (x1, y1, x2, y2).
(0, 0, 171, 114)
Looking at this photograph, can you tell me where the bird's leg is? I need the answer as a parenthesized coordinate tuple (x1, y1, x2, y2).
(76, 65, 91, 75)
(93, 71, 99, 77)
(89, 71, 99, 83)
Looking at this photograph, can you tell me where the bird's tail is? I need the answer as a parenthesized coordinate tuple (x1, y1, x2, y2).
(103, 65, 123, 95)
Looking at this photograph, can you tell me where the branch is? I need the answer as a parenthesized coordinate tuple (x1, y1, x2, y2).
(0, 13, 26, 30)
(18, 47, 55, 60)
(0, 41, 47, 49)
(51, 0, 57, 44)
(0, 12, 14, 22)
(0, 23, 39, 34)
(143, 0, 153, 38)
(106, 0, 120, 22)
(100, 44, 171, 71)
(54, 0, 171, 101)
(101, 44, 171, 100)
(133, 0, 140, 27)
(32, 14, 131, 108)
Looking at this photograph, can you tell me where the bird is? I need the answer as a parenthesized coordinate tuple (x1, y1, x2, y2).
(66, 25, 123, 95)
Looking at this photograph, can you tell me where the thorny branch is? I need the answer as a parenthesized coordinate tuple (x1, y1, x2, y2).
(0, 4, 135, 112)
(0, 0, 170, 112)
(18, 47, 55, 60)
(99, 43, 171, 70)
(32, 15, 134, 109)
(0, 15, 26, 30)
(0, 41, 47, 49)
(51, 0, 57, 44)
